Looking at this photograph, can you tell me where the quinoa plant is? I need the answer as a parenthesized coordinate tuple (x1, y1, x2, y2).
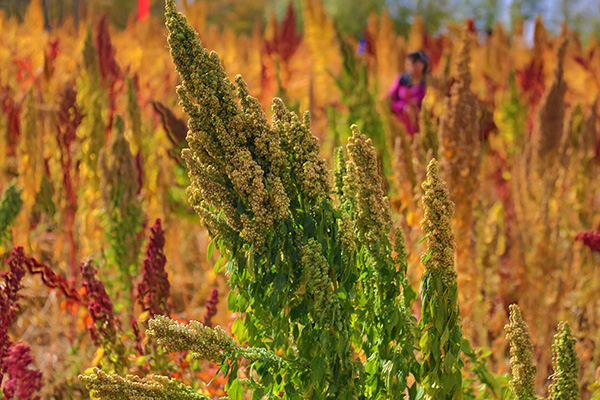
(79, 2, 584, 399)
(418, 159, 463, 400)
(576, 230, 600, 254)
(137, 218, 170, 318)
(81, 3, 416, 398)
(0, 181, 23, 247)
(99, 116, 144, 304)
(55, 85, 84, 281)
(505, 304, 537, 400)
(0, 248, 43, 399)
(549, 322, 581, 400)
(329, 36, 389, 175)
(505, 306, 585, 400)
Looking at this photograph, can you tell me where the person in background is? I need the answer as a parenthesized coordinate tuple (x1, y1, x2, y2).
(387, 51, 429, 137)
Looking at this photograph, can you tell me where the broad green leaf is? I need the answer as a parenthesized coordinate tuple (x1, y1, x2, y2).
(311, 354, 327, 383)
(227, 378, 243, 400)
(207, 238, 216, 261)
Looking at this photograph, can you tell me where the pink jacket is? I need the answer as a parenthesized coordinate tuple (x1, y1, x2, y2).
(387, 74, 426, 136)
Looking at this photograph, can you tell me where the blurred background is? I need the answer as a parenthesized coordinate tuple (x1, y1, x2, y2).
(1, 0, 599, 38)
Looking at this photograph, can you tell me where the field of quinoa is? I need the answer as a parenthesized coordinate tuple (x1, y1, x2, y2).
(1, 0, 599, 399)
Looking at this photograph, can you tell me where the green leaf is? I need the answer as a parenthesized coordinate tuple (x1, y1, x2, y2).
(274, 272, 286, 292)
(228, 290, 238, 310)
(253, 387, 264, 400)
(221, 357, 230, 377)
(284, 382, 297, 398)
(232, 317, 246, 342)
(421, 250, 433, 264)
(226, 260, 235, 275)
(365, 353, 378, 375)
(440, 326, 450, 347)
(311, 354, 327, 383)
(207, 238, 216, 261)
(419, 331, 430, 350)
(247, 251, 255, 276)
(227, 378, 243, 400)
(408, 383, 425, 400)
(443, 350, 455, 373)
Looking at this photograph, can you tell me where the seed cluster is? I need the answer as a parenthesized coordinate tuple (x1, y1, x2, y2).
(299, 238, 339, 316)
(549, 322, 581, 400)
(438, 29, 480, 242)
(505, 304, 537, 400)
(420, 159, 457, 288)
(167, 0, 329, 254)
(80, 368, 211, 400)
(343, 125, 392, 252)
(147, 315, 238, 364)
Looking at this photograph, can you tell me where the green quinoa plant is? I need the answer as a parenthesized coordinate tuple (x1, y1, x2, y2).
(0, 181, 23, 248)
(548, 322, 581, 400)
(99, 116, 144, 305)
(418, 159, 463, 400)
(504, 305, 585, 400)
(505, 304, 537, 400)
(329, 36, 389, 176)
(79, 2, 585, 399)
(81, 3, 416, 398)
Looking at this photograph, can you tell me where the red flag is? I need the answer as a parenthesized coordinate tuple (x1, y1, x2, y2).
(138, 0, 150, 21)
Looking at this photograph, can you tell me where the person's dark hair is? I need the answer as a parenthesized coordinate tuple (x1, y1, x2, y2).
(407, 51, 430, 75)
